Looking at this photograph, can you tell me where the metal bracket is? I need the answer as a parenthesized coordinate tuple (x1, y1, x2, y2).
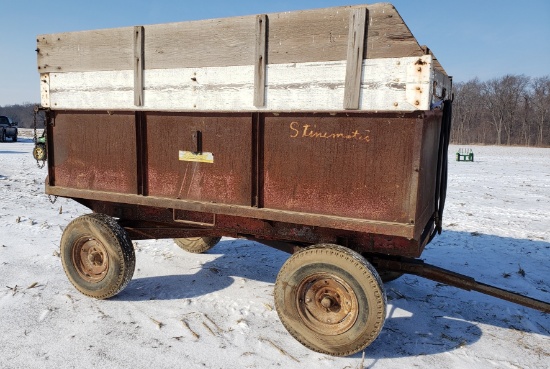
(193, 130, 203, 154)
(173, 209, 216, 228)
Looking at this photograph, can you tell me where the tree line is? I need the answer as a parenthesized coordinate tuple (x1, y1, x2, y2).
(0, 103, 40, 129)
(2, 74, 549, 147)
(452, 75, 550, 147)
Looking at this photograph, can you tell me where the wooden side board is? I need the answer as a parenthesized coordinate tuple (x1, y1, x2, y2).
(37, 3, 452, 112)
(41, 55, 452, 112)
(37, 3, 430, 73)
(37, 27, 134, 73)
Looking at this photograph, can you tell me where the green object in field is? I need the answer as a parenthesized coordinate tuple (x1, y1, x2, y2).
(456, 148, 474, 162)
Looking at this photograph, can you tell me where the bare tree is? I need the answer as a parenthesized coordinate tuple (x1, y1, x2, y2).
(0, 103, 37, 128)
(531, 76, 550, 146)
(520, 95, 532, 146)
(452, 79, 484, 144)
(482, 75, 530, 145)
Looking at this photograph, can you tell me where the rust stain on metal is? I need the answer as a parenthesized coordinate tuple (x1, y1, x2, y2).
(48, 110, 442, 258)
(263, 113, 418, 224)
(50, 111, 137, 194)
(145, 112, 252, 206)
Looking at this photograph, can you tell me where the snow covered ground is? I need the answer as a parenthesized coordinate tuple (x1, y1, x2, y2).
(1, 131, 548, 369)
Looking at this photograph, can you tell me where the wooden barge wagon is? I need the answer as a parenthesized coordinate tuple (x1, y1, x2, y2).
(35, 3, 549, 356)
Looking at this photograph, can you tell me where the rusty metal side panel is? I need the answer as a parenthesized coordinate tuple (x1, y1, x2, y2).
(262, 113, 418, 224)
(144, 113, 252, 206)
(47, 109, 441, 256)
(414, 111, 443, 241)
(82, 199, 423, 256)
(50, 111, 137, 193)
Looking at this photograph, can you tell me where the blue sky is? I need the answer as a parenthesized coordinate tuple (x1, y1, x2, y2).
(1, 0, 549, 105)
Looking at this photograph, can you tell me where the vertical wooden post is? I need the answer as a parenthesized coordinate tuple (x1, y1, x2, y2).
(344, 8, 368, 110)
(254, 15, 267, 108)
(134, 26, 145, 107)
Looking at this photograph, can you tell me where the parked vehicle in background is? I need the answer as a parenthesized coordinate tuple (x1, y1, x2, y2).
(0, 115, 18, 142)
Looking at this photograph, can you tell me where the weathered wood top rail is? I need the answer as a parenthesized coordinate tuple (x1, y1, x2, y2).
(37, 3, 451, 112)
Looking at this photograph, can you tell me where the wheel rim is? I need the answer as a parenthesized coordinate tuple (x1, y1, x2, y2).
(72, 236, 109, 283)
(296, 273, 359, 336)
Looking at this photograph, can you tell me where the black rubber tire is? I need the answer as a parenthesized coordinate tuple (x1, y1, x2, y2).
(12, 135, 17, 142)
(274, 244, 386, 356)
(174, 237, 221, 253)
(60, 213, 135, 299)
(0, 130, 5, 142)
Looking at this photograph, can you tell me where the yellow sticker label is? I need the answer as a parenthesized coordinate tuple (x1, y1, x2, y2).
(178, 151, 214, 163)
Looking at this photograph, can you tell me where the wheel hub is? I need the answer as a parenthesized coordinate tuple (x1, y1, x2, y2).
(297, 273, 359, 336)
(72, 237, 109, 283)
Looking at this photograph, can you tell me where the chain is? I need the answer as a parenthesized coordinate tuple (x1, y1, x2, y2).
(33, 106, 38, 142)
(33, 106, 46, 169)
(32, 106, 55, 203)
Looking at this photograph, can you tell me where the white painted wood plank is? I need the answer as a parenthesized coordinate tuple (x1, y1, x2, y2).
(40, 74, 50, 108)
(46, 56, 440, 112)
(143, 66, 255, 111)
(405, 55, 433, 109)
(49, 70, 134, 109)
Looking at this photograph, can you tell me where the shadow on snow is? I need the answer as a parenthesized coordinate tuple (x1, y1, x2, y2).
(113, 230, 549, 359)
